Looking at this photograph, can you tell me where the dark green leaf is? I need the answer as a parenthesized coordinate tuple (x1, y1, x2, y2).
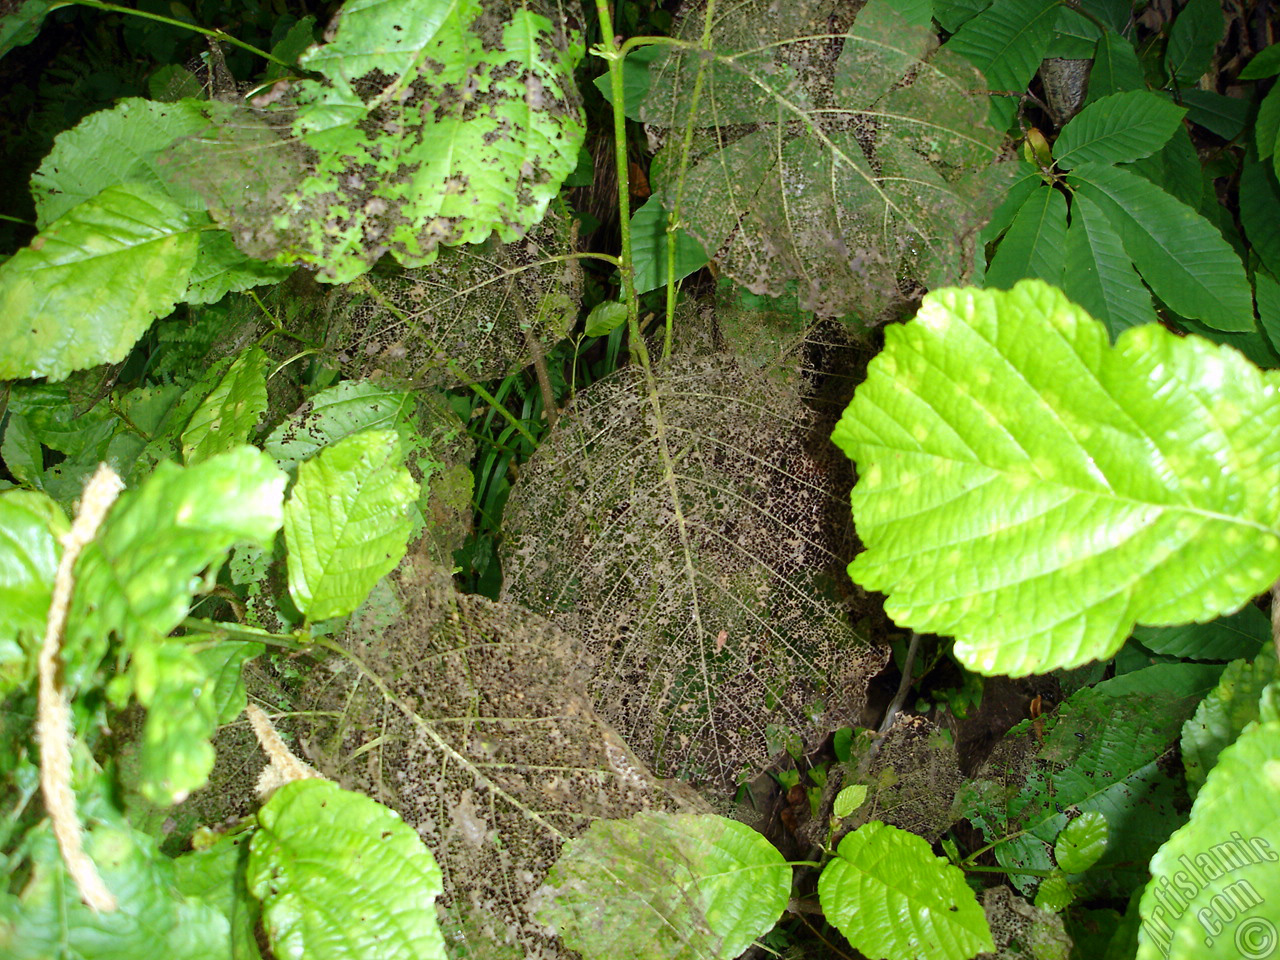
(594, 44, 666, 121)
(1133, 604, 1269, 661)
(985, 184, 1068, 287)
(1258, 269, 1280, 353)
(630, 196, 711, 295)
(174, 833, 262, 960)
(1053, 91, 1184, 169)
(1165, 0, 1224, 85)
(1124, 124, 1202, 208)
(1062, 192, 1157, 337)
(945, 0, 1059, 129)
(1068, 162, 1253, 329)
(1084, 30, 1145, 104)
(1179, 89, 1250, 140)
(1258, 83, 1280, 176)
(1241, 155, 1280, 279)
(0, 0, 53, 58)
(933, 0, 993, 33)
(1239, 43, 1280, 80)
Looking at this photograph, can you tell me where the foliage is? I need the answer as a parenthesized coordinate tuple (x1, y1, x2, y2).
(0, 0, 1279, 959)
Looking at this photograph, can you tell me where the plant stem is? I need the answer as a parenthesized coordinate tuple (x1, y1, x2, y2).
(181, 617, 312, 650)
(593, 0, 652, 373)
(60, 0, 298, 73)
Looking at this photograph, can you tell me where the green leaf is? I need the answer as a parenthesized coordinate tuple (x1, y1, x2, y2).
(831, 281, 1280, 677)
(1180, 89, 1251, 140)
(818, 821, 993, 960)
(283, 430, 419, 622)
(173, 833, 262, 960)
(1180, 643, 1279, 799)
(1257, 84, 1280, 175)
(978, 160, 1045, 247)
(1068, 162, 1253, 329)
(1132, 604, 1270, 661)
(0, 490, 66, 642)
(538, 812, 790, 960)
(1240, 43, 1280, 80)
(985, 184, 1068, 288)
(0, 819, 230, 959)
(263, 381, 416, 475)
(945, 0, 1060, 129)
(0, 0, 53, 58)
(1061, 192, 1157, 338)
(0, 184, 200, 381)
(1258, 269, 1280, 353)
(181, 347, 271, 465)
(584, 300, 630, 337)
(1241, 156, 1280, 280)
(593, 44, 665, 121)
(630, 196, 711, 295)
(184, 4, 585, 283)
(1125, 124, 1202, 208)
(834, 784, 868, 819)
(1085, 30, 1146, 104)
(1138, 721, 1280, 960)
(128, 639, 263, 805)
(960, 666, 1214, 896)
(1053, 92, 1185, 169)
(1034, 873, 1075, 912)
(68, 447, 286, 682)
(1165, 0, 1224, 85)
(1056, 811, 1109, 873)
(934, 0, 992, 33)
(248, 780, 446, 960)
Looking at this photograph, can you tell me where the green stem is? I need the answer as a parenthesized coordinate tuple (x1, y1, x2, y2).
(59, 0, 297, 73)
(181, 616, 311, 650)
(593, 0, 652, 373)
(961, 864, 1057, 878)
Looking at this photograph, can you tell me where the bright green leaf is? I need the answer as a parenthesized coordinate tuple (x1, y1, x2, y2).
(68, 447, 286, 682)
(248, 780, 446, 960)
(1068, 162, 1253, 329)
(584, 300, 630, 337)
(1165, 0, 1224, 85)
(985, 184, 1067, 288)
(1138, 721, 1280, 960)
(834, 784, 868, 819)
(1085, 30, 1146, 104)
(630, 196, 711, 295)
(945, 0, 1059, 129)
(1180, 643, 1280, 799)
(1053, 91, 1185, 169)
(831, 280, 1280, 677)
(1034, 873, 1075, 912)
(283, 430, 419, 622)
(818, 821, 993, 960)
(0, 819, 230, 960)
(182, 347, 271, 465)
(0, 490, 66, 643)
(1056, 811, 1109, 873)
(539, 812, 790, 960)
(0, 183, 199, 381)
(1061, 192, 1157, 338)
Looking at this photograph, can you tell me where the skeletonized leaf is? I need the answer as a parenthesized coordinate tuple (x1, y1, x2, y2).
(984, 184, 1067, 288)
(248, 780, 446, 960)
(538, 812, 790, 960)
(832, 281, 1280, 677)
(818, 821, 993, 960)
(283, 429, 419, 622)
(1138, 721, 1280, 960)
(1061, 192, 1157, 338)
(1052, 91, 1185, 169)
(1068, 162, 1252, 329)
(181, 346, 271, 465)
(0, 183, 199, 381)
